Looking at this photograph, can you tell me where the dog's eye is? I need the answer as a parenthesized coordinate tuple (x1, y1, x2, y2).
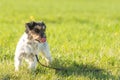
(34, 29, 39, 33)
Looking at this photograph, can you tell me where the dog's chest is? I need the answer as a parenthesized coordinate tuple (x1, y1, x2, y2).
(17, 33, 42, 55)
(16, 33, 46, 58)
(23, 41, 40, 55)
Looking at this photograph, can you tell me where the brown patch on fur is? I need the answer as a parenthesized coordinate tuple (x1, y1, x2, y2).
(28, 31, 41, 41)
(35, 25, 42, 30)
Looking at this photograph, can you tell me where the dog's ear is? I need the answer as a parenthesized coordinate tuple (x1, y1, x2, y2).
(39, 21, 46, 30)
(25, 21, 36, 33)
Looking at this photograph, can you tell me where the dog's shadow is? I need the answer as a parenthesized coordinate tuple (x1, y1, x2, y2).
(53, 59, 115, 79)
(36, 59, 115, 79)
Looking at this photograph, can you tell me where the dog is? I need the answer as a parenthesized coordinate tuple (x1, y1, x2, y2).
(14, 21, 52, 71)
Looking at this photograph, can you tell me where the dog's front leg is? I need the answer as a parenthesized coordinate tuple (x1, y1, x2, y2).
(41, 42, 52, 66)
(14, 54, 22, 71)
(26, 55, 37, 71)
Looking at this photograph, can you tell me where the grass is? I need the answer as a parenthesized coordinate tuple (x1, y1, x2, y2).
(0, 0, 120, 80)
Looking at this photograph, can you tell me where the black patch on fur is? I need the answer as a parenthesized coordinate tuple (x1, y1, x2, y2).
(25, 21, 36, 33)
(25, 21, 46, 33)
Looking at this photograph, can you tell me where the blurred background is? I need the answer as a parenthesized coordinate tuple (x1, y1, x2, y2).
(0, 0, 120, 79)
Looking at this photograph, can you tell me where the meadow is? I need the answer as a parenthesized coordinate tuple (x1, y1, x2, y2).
(0, 0, 120, 80)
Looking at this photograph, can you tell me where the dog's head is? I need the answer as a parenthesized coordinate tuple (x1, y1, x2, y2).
(25, 21, 46, 43)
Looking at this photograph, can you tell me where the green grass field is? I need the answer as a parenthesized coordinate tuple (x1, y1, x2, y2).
(0, 0, 120, 80)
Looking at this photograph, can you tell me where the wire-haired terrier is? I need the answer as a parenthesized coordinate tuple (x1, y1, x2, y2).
(14, 21, 52, 71)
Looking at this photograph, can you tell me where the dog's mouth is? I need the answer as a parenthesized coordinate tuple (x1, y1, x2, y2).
(35, 38, 46, 43)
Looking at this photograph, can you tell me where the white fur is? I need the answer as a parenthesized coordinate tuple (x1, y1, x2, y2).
(14, 33, 52, 71)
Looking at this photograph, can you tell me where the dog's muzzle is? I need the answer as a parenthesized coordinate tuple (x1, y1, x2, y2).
(35, 38, 46, 43)
(40, 38, 46, 42)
